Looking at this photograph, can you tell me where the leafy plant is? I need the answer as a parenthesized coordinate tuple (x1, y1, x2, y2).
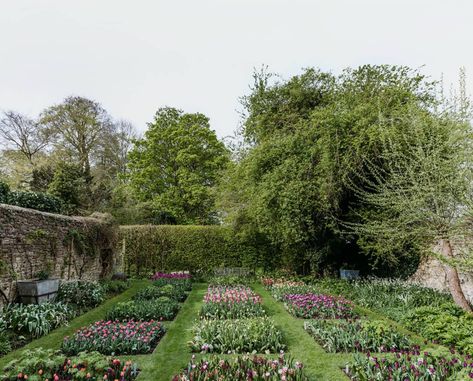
(56, 281, 105, 311)
(106, 299, 180, 321)
(2, 348, 140, 380)
(3, 302, 74, 338)
(99, 279, 130, 295)
(189, 317, 285, 354)
(7, 190, 62, 213)
(401, 304, 473, 352)
(62, 320, 165, 355)
(0, 180, 10, 203)
(173, 352, 309, 380)
(134, 284, 188, 302)
(304, 319, 411, 353)
(347, 346, 473, 380)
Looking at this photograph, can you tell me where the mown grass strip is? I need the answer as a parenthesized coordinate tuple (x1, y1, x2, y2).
(134, 283, 206, 381)
(253, 283, 349, 381)
(0, 279, 150, 369)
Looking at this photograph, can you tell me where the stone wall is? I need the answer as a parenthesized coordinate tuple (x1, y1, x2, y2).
(0, 204, 117, 305)
(411, 257, 473, 303)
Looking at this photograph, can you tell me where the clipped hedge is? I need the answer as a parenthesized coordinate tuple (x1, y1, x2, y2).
(7, 190, 62, 213)
(120, 225, 259, 276)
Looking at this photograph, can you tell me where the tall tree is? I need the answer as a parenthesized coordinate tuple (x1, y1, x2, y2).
(348, 107, 473, 311)
(127, 107, 229, 224)
(40, 96, 112, 181)
(0, 111, 50, 164)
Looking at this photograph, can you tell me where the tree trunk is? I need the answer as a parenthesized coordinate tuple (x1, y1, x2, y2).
(440, 238, 472, 312)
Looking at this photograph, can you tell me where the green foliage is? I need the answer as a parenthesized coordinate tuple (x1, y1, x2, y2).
(304, 319, 411, 353)
(99, 279, 130, 295)
(3, 302, 74, 338)
(189, 317, 285, 354)
(120, 225, 260, 276)
(133, 284, 188, 302)
(106, 299, 180, 321)
(48, 162, 84, 215)
(56, 281, 105, 310)
(126, 107, 229, 224)
(220, 65, 438, 274)
(7, 190, 62, 213)
(401, 304, 473, 352)
(315, 277, 452, 321)
(0, 331, 11, 356)
(62, 320, 165, 355)
(2, 348, 140, 381)
(0, 180, 9, 203)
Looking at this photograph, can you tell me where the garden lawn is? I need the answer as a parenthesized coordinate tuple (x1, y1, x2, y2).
(0, 279, 150, 369)
(129, 283, 207, 381)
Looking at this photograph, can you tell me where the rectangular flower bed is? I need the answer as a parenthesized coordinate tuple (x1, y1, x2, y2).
(199, 285, 266, 319)
(189, 317, 285, 354)
(134, 283, 188, 302)
(3, 348, 139, 381)
(304, 319, 411, 353)
(105, 299, 180, 321)
(62, 320, 165, 355)
(347, 346, 473, 380)
(150, 272, 192, 290)
(172, 352, 309, 380)
(284, 293, 358, 319)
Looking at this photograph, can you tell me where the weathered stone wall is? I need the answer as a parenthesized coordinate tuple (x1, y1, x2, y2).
(411, 257, 473, 303)
(0, 204, 117, 305)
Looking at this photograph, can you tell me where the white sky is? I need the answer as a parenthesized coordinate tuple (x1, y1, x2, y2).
(0, 0, 472, 138)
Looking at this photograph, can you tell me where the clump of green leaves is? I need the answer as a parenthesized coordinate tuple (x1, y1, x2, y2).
(56, 281, 105, 311)
(106, 299, 180, 321)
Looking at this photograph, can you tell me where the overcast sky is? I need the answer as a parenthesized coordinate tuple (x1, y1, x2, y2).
(0, 0, 472, 138)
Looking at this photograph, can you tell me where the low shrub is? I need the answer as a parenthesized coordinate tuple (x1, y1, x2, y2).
(189, 317, 285, 354)
(347, 346, 473, 380)
(100, 279, 130, 295)
(106, 299, 180, 321)
(200, 285, 265, 319)
(172, 352, 309, 381)
(152, 277, 192, 291)
(401, 304, 473, 353)
(284, 294, 358, 319)
(62, 320, 165, 355)
(304, 319, 411, 353)
(4, 302, 74, 338)
(7, 190, 62, 213)
(0, 330, 11, 356)
(56, 281, 105, 310)
(2, 348, 139, 381)
(134, 284, 188, 302)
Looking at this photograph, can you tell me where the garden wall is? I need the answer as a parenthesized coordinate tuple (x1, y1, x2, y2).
(411, 257, 473, 303)
(119, 225, 259, 276)
(0, 204, 118, 304)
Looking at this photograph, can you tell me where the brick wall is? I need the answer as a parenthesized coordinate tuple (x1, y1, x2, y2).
(0, 204, 117, 304)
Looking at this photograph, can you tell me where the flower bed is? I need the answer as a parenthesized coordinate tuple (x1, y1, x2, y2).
(2, 348, 139, 381)
(151, 272, 190, 280)
(105, 299, 180, 321)
(150, 272, 192, 291)
(134, 284, 188, 302)
(62, 320, 165, 355)
(172, 352, 309, 381)
(304, 319, 411, 353)
(189, 317, 285, 354)
(199, 285, 266, 319)
(347, 347, 473, 380)
(284, 294, 358, 319)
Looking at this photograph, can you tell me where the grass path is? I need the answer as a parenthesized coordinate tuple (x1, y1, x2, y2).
(133, 283, 206, 381)
(253, 283, 349, 381)
(0, 279, 150, 369)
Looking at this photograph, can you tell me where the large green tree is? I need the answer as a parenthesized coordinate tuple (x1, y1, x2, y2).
(221, 65, 437, 274)
(127, 107, 229, 224)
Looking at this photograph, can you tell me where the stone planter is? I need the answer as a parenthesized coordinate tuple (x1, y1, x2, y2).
(339, 269, 360, 280)
(16, 278, 60, 304)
